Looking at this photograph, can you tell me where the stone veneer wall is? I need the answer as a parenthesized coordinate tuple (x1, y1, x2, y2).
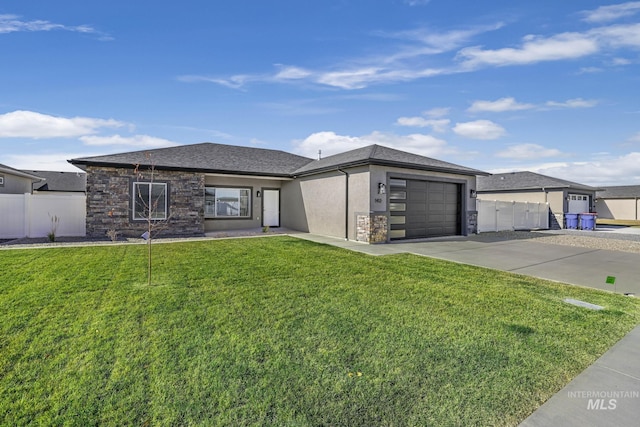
(85, 166, 205, 238)
(467, 210, 478, 235)
(356, 214, 388, 243)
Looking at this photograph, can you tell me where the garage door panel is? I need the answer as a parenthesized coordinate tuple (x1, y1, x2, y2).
(389, 178, 462, 240)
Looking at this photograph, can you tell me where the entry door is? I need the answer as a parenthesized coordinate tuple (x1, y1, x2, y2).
(262, 189, 280, 227)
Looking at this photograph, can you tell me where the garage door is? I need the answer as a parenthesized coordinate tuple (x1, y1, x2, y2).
(389, 178, 461, 240)
(567, 194, 589, 214)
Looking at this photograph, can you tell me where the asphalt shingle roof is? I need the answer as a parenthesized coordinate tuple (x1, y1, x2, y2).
(0, 163, 43, 181)
(69, 143, 488, 178)
(293, 144, 487, 176)
(69, 143, 315, 177)
(477, 171, 598, 192)
(596, 185, 640, 199)
(24, 170, 87, 192)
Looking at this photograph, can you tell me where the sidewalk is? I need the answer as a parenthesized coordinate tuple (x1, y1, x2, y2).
(520, 325, 640, 426)
(294, 233, 640, 426)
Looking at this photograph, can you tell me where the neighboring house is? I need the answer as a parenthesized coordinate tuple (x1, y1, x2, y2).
(477, 171, 598, 229)
(24, 170, 87, 194)
(1, 165, 86, 239)
(0, 163, 42, 194)
(69, 142, 488, 242)
(595, 185, 640, 220)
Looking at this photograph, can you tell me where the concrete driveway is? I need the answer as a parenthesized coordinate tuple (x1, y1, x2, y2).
(296, 232, 640, 296)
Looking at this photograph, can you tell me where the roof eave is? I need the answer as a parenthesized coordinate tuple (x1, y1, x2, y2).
(0, 166, 43, 182)
(69, 160, 295, 178)
(295, 159, 489, 177)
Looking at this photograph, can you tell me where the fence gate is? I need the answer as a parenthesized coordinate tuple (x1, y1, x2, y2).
(477, 200, 549, 233)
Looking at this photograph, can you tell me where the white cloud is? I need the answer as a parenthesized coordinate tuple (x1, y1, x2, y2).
(578, 66, 603, 73)
(177, 74, 253, 89)
(453, 120, 506, 140)
(2, 153, 88, 172)
(179, 14, 640, 90)
(530, 152, 640, 186)
(457, 32, 600, 69)
(79, 134, 179, 148)
(293, 130, 454, 159)
(496, 143, 563, 159)
(404, 0, 431, 6)
(545, 98, 598, 108)
(591, 23, 640, 48)
(468, 97, 535, 113)
(0, 110, 125, 139)
(423, 107, 450, 118)
(489, 151, 640, 186)
(381, 23, 505, 54)
(611, 57, 632, 65)
(274, 65, 313, 80)
(181, 23, 503, 90)
(628, 132, 640, 143)
(581, 2, 640, 23)
(0, 14, 111, 40)
(396, 117, 450, 132)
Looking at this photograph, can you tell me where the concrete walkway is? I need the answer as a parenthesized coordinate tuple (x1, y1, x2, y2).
(294, 233, 640, 426)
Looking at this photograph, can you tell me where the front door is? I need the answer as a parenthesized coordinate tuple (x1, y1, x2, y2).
(262, 189, 280, 227)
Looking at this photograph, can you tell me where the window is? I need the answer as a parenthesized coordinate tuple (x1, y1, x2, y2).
(133, 182, 167, 220)
(205, 187, 250, 218)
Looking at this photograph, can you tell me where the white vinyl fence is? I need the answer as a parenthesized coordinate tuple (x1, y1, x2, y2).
(477, 200, 549, 233)
(0, 193, 86, 239)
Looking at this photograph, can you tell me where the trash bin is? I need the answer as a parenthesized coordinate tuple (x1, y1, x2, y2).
(579, 213, 596, 230)
(565, 213, 578, 229)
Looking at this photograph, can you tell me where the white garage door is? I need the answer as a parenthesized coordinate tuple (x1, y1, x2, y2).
(568, 194, 589, 214)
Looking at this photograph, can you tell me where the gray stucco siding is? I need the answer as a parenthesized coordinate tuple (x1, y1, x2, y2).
(0, 173, 34, 194)
(203, 175, 288, 232)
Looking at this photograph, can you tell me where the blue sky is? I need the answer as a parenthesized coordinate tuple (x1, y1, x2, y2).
(1, 0, 639, 185)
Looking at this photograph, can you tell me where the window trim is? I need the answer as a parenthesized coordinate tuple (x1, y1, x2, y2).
(204, 186, 252, 219)
(132, 181, 168, 221)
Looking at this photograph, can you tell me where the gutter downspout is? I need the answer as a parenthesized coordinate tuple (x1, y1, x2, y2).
(338, 168, 349, 240)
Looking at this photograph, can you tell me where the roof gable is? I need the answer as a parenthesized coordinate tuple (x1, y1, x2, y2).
(294, 144, 488, 176)
(478, 171, 598, 192)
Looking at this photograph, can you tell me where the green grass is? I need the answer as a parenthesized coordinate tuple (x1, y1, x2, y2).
(1, 236, 639, 426)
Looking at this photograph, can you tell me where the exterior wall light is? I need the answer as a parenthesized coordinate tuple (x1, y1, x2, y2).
(470, 189, 477, 198)
(378, 183, 386, 194)
(256, 190, 261, 198)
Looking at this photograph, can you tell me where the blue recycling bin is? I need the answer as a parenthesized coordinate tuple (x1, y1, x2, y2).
(565, 213, 578, 229)
(579, 213, 596, 230)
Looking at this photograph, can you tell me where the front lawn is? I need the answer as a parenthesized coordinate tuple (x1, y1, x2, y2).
(1, 236, 639, 426)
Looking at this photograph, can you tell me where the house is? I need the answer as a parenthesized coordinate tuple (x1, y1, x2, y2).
(69, 142, 488, 242)
(477, 171, 598, 229)
(24, 170, 87, 194)
(0, 165, 86, 239)
(0, 163, 43, 194)
(595, 185, 640, 220)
